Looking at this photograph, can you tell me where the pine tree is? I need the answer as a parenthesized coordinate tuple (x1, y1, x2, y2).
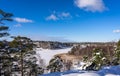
(86, 48, 106, 70)
(92, 48, 106, 70)
(10, 36, 35, 76)
(0, 9, 13, 37)
(47, 56, 63, 72)
(112, 40, 120, 65)
(0, 9, 13, 75)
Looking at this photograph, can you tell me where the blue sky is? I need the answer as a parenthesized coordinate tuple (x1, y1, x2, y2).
(0, 0, 120, 42)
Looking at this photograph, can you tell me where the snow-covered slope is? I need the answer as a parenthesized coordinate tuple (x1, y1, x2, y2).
(63, 72, 100, 76)
(41, 65, 120, 76)
(36, 47, 72, 65)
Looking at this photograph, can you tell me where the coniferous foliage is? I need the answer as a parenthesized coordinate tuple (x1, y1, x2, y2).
(9, 36, 44, 76)
(47, 56, 63, 72)
(10, 36, 35, 76)
(0, 9, 13, 37)
(112, 40, 120, 65)
(0, 9, 13, 76)
(90, 48, 106, 70)
(10, 36, 35, 51)
(0, 9, 13, 22)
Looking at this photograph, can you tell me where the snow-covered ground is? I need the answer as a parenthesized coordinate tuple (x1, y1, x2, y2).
(41, 65, 120, 76)
(63, 72, 100, 76)
(36, 47, 72, 65)
(35, 47, 120, 76)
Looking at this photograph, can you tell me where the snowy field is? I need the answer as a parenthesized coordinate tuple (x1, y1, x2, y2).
(41, 65, 120, 76)
(36, 47, 72, 65)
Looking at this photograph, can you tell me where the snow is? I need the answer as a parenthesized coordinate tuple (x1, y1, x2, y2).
(62, 72, 102, 76)
(72, 62, 86, 70)
(96, 52, 100, 55)
(36, 47, 72, 65)
(62, 72, 100, 76)
(63, 73, 81, 76)
(78, 72, 100, 76)
(41, 65, 120, 76)
(35, 47, 120, 76)
(98, 65, 120, 76)
(72, 61, 93, 70)
(105, 74, 120, 76)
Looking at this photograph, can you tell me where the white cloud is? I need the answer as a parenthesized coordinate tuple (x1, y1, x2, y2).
(75, 0, 107, 12)
(46, 12, 71, 21)
(113, 30, 120, 33)
(14, 17, 33, 23)
(46, 14, 58, 21)
(59, 12, 72, 19)
(61, 12, 71, 17)
(14, 24, 22, 27)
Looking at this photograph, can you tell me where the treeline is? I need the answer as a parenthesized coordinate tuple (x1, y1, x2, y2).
(33, 41, 116, 49)
(69, 45, 115, 60)
(34, 41, 72, 49)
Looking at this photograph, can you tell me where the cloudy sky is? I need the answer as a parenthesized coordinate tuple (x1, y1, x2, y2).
(0, 0, 120, 42)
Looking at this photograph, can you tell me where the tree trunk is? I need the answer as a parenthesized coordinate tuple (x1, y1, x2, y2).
(21, 51, 24, 76)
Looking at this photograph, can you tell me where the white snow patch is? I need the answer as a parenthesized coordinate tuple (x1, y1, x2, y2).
(105, 74, 120, 76)
(36, 47, 72, 66)
(96, 52, 100, 55)
(62, 72, 100, 76)
(78, 72, 100, 76)
(62, 73, 81, 76)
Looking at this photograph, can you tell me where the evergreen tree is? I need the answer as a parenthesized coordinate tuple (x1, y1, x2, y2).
(92, 48, 106, 70)
(10, 36, 35, 76)
(86, 48, 106, 70)
(0, 9, 13, 76)
(112, 40, 120, 65)
(24, 52, 38, 76)
(0, 9, 13, 37)
(47, 56, 63, 72)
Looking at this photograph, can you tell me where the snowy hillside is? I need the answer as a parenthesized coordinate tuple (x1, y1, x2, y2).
(36, 47, 72, 65)
(41, 65, 120, 76)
